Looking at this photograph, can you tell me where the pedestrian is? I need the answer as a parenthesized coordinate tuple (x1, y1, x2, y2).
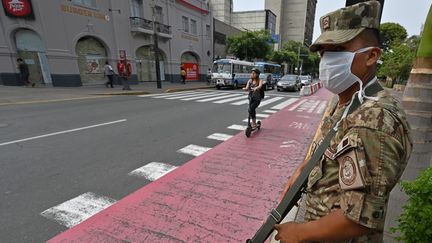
(274, 2, 412, 243)
(206, 68, 212, 85)
(180, 67, 186, 84)
(17, 58, 35, 87)
(104, 61, 115, 88)
(242, 68, 263, 130)
(117, 60, 131, 90)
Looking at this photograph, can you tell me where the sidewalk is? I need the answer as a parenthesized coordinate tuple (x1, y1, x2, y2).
(47, 89, 332, 243)
(0, 81, 211, 105)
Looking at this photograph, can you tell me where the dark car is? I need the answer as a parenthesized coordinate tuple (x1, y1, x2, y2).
(277, 74, 301, 92)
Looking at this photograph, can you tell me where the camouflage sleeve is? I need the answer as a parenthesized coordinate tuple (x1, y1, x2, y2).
(337, 128, 408, 230)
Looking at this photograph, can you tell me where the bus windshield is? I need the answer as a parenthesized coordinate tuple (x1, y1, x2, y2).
(212, 63, 231, 74)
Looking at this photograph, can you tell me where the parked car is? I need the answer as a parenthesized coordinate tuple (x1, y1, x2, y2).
(299, 75, 312, 86)
(277, 74, 301, 92)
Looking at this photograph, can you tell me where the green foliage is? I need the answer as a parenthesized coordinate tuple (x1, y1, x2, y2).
(391, 167, 432, 243)
(226, 30, 273, 61)
(378, 43, 415, 84)
(269, 40, 319, 75)
(380, 23, 408, 51)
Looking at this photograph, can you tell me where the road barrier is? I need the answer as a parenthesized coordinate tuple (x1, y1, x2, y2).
(300, 81, 322, 96)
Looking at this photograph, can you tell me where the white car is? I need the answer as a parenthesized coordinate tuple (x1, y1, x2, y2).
(299, 75, 312, 86)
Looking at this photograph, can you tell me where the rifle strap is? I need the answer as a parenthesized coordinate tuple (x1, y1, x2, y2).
(247, 81, 383, 243)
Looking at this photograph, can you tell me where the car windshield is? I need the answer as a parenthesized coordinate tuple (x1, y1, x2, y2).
(281, 75, 297, 81)
(300, 76, 309, 80)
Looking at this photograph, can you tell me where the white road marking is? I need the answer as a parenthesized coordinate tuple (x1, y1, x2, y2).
(40, 192, 116, 228)
(152, 91, 198, 99)
(256, 113, 270, 118)
(181, 92, 228, 101)
(315, 101, 328, 114)
(258, 96, 284, 107)
(288, 99, 308, 111)
(213, 95, 248, 103)
(177, 144, 211, 157)
(196, 93, 242, 102)
(129, 162, 177, 181)
(228, 124, 248, 131)
(0, 119, 127, 147)
(263, 110, 278, 114)
(231, 99, 250, 105)
(271, 98, 299, 110)
(166, 92, 211, 100)
(307, 100, 321, 113)
(207, 133, 233, 141)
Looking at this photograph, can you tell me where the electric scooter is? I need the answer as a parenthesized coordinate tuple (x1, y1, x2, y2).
(245, 115, 261, 137)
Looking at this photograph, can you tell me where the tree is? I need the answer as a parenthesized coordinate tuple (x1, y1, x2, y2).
(380, 22, 408, 51)
(378, 43, 415, 84)
(226, 30, 273, 61)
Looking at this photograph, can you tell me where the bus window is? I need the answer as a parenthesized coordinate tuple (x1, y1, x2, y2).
(213, 63, 231, 74)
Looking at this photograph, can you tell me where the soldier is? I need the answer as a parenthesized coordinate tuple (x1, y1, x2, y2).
(274, 2, 412, 242)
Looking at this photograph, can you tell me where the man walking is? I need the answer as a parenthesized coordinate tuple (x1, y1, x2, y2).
(274, 2, 412, 242)
(17, 58, 34, 87)
(104, 61, 115, 88)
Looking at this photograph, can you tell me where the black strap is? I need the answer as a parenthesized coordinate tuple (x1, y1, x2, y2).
(246, 82, 383, 243)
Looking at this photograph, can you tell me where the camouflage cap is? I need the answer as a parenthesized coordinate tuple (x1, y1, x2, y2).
(310, 1, 381, 52)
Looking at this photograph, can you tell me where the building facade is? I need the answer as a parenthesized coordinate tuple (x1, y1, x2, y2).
(0, 0, 213, 86)
(265, 0, 317, 48)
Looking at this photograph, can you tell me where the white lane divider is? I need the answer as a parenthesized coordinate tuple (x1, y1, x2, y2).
(212, 95, 248, 104)
(258, 96, 284, 107)
(40, 192, 116, 228)
(0, 119, 127, 147)
(151, 91, 198, 99)
(231, 99, 250, 105)
(165, 92, 211, 100)
(177, 144, 211, 157)
(271, 98, 299, 110)
(207, 133, 233, 141)
(263, 110, 278, 114)
(181, 92, 228, 101)
(129, 162, 177, 181)
(196, 93, 241, 102)
(228, 124, 248, 131)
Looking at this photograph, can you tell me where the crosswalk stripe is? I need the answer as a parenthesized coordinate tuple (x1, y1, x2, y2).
(197, 93, 242, 102)
(213, 95, 248, 104)
(272, 98, 299, 110)
(207, 133, 233, 141)
(152, 91, 199, 99)
(231, 99, 250, 105)
(258, 96, 284, 107)
(228, 124, 248, 131)
(128, 162, 177, 181)
(256, 113, 270, 118)
(165, 92, 214, 100)
(40, 192, 116, 228)
(177, 144, 211, 157)
(307, 100, 321, 113)
(315, 101, 327, 114)
(181, 92, 228, 101)
(288, 99, 308, 111)
(263, 110, 278, 114)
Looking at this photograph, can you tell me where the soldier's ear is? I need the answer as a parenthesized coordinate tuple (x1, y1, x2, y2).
(366, 47, 381, 66)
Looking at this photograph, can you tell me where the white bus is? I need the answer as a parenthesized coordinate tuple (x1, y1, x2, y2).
(211, 59, 255, 89)
(254, 62, 282, 90)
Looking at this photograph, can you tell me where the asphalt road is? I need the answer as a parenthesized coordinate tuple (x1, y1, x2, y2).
(0, 88, 300, 242)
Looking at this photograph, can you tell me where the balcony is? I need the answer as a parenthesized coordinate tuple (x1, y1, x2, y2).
(130, 17, 172, 39)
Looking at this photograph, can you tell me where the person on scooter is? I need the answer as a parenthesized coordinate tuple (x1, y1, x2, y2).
(243, 68, 263, 130)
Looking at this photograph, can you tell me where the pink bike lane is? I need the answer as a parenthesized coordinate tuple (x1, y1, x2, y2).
(49, 89, 332, 243)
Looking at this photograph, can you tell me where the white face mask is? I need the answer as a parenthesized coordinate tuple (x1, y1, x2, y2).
(319, 47, 374, 94)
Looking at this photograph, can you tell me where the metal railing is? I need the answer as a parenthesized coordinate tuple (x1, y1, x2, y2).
(130, 17, 171, 35)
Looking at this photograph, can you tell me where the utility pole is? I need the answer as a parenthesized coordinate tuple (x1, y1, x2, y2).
(150, 0, 162, 89)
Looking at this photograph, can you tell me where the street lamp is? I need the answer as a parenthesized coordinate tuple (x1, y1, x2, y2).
(296, 39, 310, 75)
(150, 0, 162, 89)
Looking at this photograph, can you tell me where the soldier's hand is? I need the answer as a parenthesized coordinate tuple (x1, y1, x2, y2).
(274, 222, 302, 243)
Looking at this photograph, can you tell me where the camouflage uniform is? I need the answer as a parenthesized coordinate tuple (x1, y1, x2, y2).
(305, 2, 413, 242)
(305, 89, 412, 242)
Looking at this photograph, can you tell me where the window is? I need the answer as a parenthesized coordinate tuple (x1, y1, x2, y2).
(72, 0, 97, 8)
(154, 6, 163, 23)
(182, 16, 189, 32)
(206, 24, 211, 38)
(130, 0, 142, 18)
(190, 19, 197, 35)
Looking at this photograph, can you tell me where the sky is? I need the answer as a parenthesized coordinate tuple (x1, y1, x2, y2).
(232, 0, 430, 42)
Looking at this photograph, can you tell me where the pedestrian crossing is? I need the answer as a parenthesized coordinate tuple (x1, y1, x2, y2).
(42, 90, 328, 233)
